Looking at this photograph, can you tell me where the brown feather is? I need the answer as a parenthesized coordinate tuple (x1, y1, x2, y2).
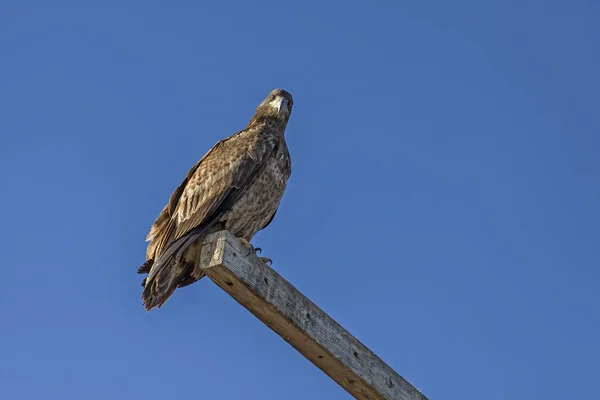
(140, 88, 294, 310)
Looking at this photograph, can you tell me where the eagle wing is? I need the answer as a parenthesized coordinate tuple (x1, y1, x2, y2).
(172, 129, 275, 239)
(147, 127, 277, 266)
(144, 138, 225, 262)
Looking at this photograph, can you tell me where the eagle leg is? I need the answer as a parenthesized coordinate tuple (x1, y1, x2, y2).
(237, 237, 273, 266)
(237, 237, 256, 257)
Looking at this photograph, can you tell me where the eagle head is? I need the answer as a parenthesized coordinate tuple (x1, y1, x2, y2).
(251, 89, 294, 127)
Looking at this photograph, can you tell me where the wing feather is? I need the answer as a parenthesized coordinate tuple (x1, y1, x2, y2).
(144, 126, 277, 275)
(144, 139, 226, 261)
(172, 128, 276, 241)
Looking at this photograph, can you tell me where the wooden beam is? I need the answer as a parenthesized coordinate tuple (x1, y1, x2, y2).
(200, 230, 428, 400)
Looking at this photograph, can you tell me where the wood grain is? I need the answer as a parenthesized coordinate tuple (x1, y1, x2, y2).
(200, 230, 428, 400)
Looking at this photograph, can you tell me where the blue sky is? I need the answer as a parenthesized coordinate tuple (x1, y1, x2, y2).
(1, 1, 599, 399)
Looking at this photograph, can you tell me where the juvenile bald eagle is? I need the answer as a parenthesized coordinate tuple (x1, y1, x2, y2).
(139, 89, 293, 311)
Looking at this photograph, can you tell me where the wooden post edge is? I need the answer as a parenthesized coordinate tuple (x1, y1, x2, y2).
(199, 230, 428, 400)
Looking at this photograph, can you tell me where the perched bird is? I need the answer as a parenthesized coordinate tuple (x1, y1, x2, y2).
(138, 89, 293, 311)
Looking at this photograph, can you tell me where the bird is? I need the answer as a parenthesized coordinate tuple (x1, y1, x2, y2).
(138, 88, 294, 311)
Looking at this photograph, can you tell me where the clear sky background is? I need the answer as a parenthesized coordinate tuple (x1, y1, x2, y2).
(1, 1, 599, 399)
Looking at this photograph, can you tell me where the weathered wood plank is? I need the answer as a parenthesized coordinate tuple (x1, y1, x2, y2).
(200, 230, 427, 400)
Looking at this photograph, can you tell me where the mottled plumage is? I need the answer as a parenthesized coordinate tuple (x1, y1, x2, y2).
(139, 89, 293, 311)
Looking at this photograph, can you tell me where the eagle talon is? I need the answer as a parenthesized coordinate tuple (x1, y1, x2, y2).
(238, 237, 257, 257)
(237, 237, 266, 257)
(259, 257, 273, 266)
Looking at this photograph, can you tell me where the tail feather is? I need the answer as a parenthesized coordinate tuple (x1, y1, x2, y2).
(141, 229, 207, 311)
(137, 259, 153, 275)
(142, 259, 196, 310)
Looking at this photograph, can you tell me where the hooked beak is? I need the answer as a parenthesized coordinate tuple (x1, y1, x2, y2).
(274, 97, 288, 115)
